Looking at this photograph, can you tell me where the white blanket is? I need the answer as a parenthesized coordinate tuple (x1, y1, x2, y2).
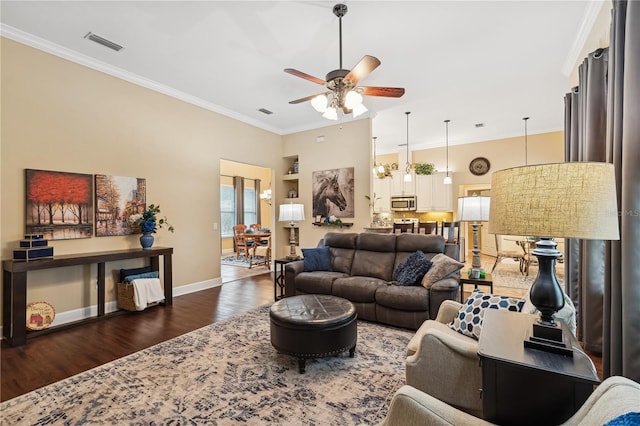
(131, 278, 165, 311)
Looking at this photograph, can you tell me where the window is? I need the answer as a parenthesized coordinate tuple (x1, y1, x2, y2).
(220, 176, 235, 238)
(244, 179, 257, 226)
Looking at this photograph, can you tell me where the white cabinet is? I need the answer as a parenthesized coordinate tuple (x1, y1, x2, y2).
(414, 172, 453, 212)
(372, 176, 391, 213)
(390, 170, 416, 196)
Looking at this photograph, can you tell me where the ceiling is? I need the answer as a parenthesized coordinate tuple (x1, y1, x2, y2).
(0, 1, 598, 154)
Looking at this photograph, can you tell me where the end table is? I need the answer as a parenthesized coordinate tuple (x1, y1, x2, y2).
(273, 258, 296, 301)
(459, 272, 493, 301)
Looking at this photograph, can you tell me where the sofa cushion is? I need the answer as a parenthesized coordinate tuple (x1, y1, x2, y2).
(392, 251, 433, 286)
(421, 253, 464, 288)
(295, 271, 347, 295)
(332, 276, 387, 303)
(396, 233, 445, 254)
(449, 290, 525, 340)
(376, 285, 430, 311)
(302, 247, 332, 272)
(351, 250, 397, 281)
(356, 232, 397, 252)
(323, 232, 358, 274)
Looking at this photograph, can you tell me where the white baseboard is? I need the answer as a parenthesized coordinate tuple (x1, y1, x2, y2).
(0, 277, 223, 337)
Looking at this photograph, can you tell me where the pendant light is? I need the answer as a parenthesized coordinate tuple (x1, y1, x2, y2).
(404, 112, 412, 183)
(523, 116, 530, 166)
(443, 119, 452, 185)
(372, 137, 379, 176)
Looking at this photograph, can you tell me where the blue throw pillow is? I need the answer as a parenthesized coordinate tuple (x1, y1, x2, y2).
(302, 247, 332, 272)
(124, 271, 159, 283)
(393, 251, 433, 286)
(604, 412, 640, 426)
(119, 266, 152, 283)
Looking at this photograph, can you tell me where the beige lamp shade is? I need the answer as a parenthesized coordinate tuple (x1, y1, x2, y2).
(458, 195, 491, 222)
(488, 162, 619, 240)
(279, 203, 305, 223)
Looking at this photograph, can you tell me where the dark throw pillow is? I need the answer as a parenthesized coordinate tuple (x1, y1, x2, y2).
(302, 247, 333, 272)
(449, 290, 525, 340)
(393, 250, 433, 286)
(119, 266, 152, 283)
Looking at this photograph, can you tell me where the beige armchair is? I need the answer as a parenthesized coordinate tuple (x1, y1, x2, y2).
(405, 299, 483, 417)
(379, 376, 640, 426)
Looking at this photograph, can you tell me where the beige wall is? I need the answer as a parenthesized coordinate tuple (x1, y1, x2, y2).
(281, 119, 372, 256)
(1, 38, 283, 321)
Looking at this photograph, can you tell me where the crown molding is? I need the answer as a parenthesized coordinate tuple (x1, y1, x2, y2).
(0, 24, 284, 135)
(561, 1, 607, 77)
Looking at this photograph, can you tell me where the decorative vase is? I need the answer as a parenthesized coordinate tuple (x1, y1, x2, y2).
(140, 232, 154, 250)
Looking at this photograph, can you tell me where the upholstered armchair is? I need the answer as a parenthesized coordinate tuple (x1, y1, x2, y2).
(379, 377, 640, 426)
(405, 299, 484, 417)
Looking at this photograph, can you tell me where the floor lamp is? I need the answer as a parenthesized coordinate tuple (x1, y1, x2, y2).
(489, 162, 619, 355)
(279, 203, 305, 260)
(458, 195, 490, 278)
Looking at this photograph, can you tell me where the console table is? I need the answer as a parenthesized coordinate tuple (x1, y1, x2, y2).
(2, 247, 173, 347)
(478, 309, 599, 425)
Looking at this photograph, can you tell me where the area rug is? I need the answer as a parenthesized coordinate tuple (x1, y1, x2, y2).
(221, 254, 268, 268)
(487, 258, 565, 290)
(0, 305, 413, 425)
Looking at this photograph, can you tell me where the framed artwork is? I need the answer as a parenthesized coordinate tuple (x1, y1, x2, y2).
(25, 169, 93, 240)
(312, 167, 354, 218)
(95, 174, 146, 236)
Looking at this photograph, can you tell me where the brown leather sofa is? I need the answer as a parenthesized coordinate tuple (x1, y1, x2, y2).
(284, 232, 461, 330)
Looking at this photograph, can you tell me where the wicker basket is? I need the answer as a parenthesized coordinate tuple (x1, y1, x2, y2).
(117, 282, 160, 311)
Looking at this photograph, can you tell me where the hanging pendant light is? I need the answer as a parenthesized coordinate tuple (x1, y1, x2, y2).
(443, 119, 452, 185)
(404, 112, 412, 183)
(523, 116, 530, 166)
(372, 136, 379, 176)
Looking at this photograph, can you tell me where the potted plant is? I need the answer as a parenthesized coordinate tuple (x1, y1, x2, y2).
(414, 163, 436, 175)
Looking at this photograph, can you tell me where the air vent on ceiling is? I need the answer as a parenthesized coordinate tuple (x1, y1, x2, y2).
(475, 123, 485, 128)
(258, 108, 273, 115)
(84, 32, 123, 51)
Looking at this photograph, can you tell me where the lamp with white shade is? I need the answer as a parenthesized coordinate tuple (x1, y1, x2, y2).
(279, 203, 305, 260)
(489, 162, 619, 355)
(458, 195, 490, 278)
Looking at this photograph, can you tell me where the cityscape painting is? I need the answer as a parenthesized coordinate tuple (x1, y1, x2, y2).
(95, 174, 146, 237)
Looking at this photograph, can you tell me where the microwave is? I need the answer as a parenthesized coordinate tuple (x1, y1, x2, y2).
(391, 196, 417, 211)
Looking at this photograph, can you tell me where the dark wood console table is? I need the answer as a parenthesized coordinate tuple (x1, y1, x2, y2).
(2, 247, 173, 347)
(478, 309, 600, 425)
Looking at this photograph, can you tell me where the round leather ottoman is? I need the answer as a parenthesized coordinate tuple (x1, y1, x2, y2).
(270, 294, 357, 373)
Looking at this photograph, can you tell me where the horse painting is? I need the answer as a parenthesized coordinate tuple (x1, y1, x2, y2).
(312, 168, 354, 218)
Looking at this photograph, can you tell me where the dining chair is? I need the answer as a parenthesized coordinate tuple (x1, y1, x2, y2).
(393, 223, 415, 234)
(232, 224, 252, 260)
(418, 221, 438, 235)
(440, 221, 461, 243)
(491, 234, 526, 275)
(250, 235, 271, 269)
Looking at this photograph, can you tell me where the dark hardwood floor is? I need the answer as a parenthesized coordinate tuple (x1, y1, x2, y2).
(1, 267, 603, 403)
(1, 271, 274, 402)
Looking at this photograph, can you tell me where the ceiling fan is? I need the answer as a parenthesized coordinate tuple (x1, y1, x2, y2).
(285, 3, 405, 120)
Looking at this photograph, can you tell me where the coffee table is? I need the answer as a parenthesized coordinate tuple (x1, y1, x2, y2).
(269, 294, 357, 373)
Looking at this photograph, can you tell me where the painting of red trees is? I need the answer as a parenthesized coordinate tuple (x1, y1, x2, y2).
(25, 169, 94, 240)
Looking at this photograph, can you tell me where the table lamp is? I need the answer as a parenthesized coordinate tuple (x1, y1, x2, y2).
(458, 195, 490, 279)
(489, 162, 619, 355)
(279, 203, 305, 260)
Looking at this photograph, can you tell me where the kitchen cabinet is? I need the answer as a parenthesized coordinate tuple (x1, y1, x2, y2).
(372, 176, 391, 213)
(414, 172, 453, 212)
(390, 170, 415, 196)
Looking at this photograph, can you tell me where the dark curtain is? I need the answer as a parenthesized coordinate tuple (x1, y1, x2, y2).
(565, 0, 640, 381)
(564, 47, 609, 353)
(233, 176, 244, 227)
(256, 179, 262, 223)
(603, 0, 640, 381)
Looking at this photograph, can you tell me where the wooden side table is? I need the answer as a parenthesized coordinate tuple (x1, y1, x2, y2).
(273, 258, 296, 301)
(458, 272, 493, 301)
(478, 309, 600, 425)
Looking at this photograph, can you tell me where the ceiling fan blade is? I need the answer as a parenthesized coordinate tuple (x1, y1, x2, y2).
(284, 68, 326, 85)
(359, 86, 406, 98)
(289, 93, 325, 104)
(344, 55, 381, 84)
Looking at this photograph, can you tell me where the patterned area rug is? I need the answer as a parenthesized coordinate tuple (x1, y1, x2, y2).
(488, 258, 565, 290)
(1, 305, 413, 425)
(221, 254, 268, 268)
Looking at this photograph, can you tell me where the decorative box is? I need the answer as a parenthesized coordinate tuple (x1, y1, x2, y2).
(13, 246, 54, 261)
(19, 239, 49, 248)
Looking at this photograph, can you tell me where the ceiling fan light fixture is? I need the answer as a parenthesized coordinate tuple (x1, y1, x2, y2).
(344, 90, 363, 109)
(352, 102, 367, 118)
(323, 106, 338, 120)
(311, 94, 328, 112)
